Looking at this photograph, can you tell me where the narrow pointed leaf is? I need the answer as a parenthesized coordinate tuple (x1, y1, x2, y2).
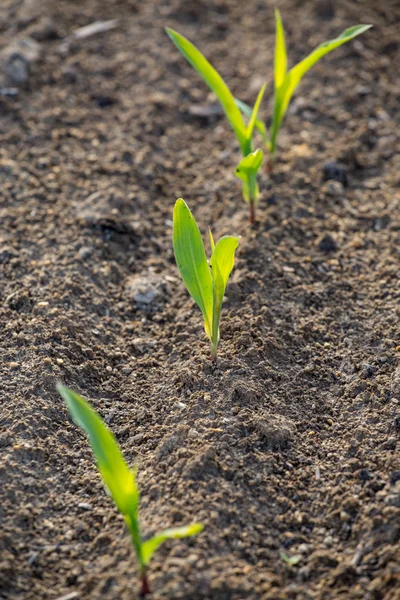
(173, 199, 213, 339)
(142, 523, 204, 566)
(166, 28, 247, 152)
(209, 229, 215, 253)
(57, 385, 139, 516)
(210, 236, 239, 347)
(235, 98, 268, 145)
(235, 149, 264, 204)
(274, 9, 287, 90)
(246, 82, 267, 141)
(274, 24, 372, 142)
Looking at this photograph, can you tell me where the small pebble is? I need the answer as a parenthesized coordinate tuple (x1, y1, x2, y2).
(390, 471, 400, 485)
(317, 233, 337, 253)
(323, 162, 348, 186)
(78, 246, 93, 260)
(383, 436, 397, 450)
(359, 469, 372, 482)
(323, 180, 344, 197)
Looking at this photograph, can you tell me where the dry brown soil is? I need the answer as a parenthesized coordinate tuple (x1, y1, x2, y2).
(1, 0, 400, 599)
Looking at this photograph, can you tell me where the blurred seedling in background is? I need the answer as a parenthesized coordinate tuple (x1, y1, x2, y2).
(173, 198, 239, 360)
(237, 11, 372, 170)
(57, 384, 203, 597)
(166, 27, 266, 223)
(235, 149, 264, 224)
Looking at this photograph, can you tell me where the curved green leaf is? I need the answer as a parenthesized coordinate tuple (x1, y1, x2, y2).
(173, 199, 213, 339)
(246, 83, 267, 142)
(142, 523, 204, 566)
(209, 228, 215, 253)
(235, 98, 268, 145)
(271, 23, 372, 154)
(274, 9, 287, 90)
(166, 28, 248, 153)
(235, 149, 264, 205)
(57, 385, 139, 517)
(210, 236, 239, 352)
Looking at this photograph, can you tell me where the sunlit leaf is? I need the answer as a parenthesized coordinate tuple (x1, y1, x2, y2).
(166, 28, 248, 153)
(173, 199, 213, 339)
(274, 9, 287, 90)
(246, 83, 267, 142)
(209, 228, 215, 253)
(57, 385, 139, 517)
(142, 524, 204, 566)
(270, 23, 372, 155)
(280, 551, 302, 566)
(210, 236, 239, 351)
(235, 149, 264, 205)
(235, 98, 268, 145)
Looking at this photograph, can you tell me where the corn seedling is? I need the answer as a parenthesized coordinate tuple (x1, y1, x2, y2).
(57, 384, 203, 597)
(173, 198, 239, 360)
(166, 27, 266, 223)
(237, 11, 372, 169)
(235, 149, 264, 225)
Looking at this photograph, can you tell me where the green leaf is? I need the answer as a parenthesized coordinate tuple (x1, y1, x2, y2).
(210, 236, 239, 352)
(271, 23, 372, 155)
(57, 385, 139, 517)
(166, 28, 248, 154)
(235, 98, 268, 146)
(142, 523, 204, 566)
(274, 9, 287, 90)
(173, 199, 213, 339)
(235, 149, 264, 204)
(209, 228, 215, 253)
(280, 551, 302, 566)
(246, 83, 267, 142)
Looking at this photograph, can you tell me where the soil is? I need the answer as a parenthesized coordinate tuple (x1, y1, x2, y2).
(1, 0, 399, 599)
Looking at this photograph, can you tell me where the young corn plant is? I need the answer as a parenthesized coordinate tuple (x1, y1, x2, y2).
(237, 10, 372, 170)
(173, 198, 239, 360)
(57, 384, 203, 597)
(166, 27, 266, 224)
(235, 149, 264, 225)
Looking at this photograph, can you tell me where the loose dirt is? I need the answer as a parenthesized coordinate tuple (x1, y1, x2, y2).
(0, 0, 399, 599)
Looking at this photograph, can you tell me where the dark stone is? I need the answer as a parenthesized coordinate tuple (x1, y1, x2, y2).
(317, 233, 337, 253)
(361, 364, 375, 379)
(359, 469, 372, 482)
(315, 0, 335, 19)
(323, 162, 348, 187)
(94, 95, 115, 108)
(395, 416, 400, 432)
(390, 471, 400, 485)
(122, 151, 134, 165)
(267, 194, 279, 206)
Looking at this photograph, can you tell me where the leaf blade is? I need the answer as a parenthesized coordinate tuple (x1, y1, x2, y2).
(57, 385, 139, 517)
(274, 24, 372, 144)
(142, 523, 204, 566)
(210, 236, 239, 347)
(246, 82, 267, 142)
(274, 9, 287, 90)
(235, 148, 264, 204)
(173, 199, 213, 339)
(235, 98, 268, 146)
(166, 28, 247, 152)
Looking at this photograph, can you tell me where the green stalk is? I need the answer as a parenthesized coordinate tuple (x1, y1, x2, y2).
(248, 172, 258, 225)
(211, 286, 220, 361)
(126, 515, 149, 596)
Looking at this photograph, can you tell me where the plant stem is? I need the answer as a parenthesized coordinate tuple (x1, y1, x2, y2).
(211, 340, 218, 363)
(249, 200, 255, 225)
(139, 570, 150, 597)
